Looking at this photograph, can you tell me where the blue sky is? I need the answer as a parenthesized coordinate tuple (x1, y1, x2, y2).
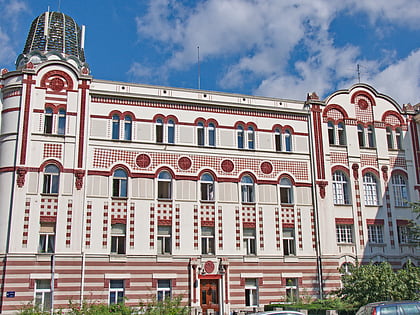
(1, 0, 419, 105)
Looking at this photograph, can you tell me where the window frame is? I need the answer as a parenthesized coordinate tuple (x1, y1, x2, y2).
(57, 108, 66, 135)
(285, 278, 299, 303)
(279, 177, 293, 204)
(357, 124, 365, 148)
(208, 123, 216, 147)
(243, 227, 256, 255)
(157, 225, 172, 255)
(42, 164, 60, 195)
(363, 173, 379, 206)
(245, 278, 259, 307)
(157, 279, 171, 301)
(156, 118, 164, 143)
(367, 224, 384, 244)
(392, 174, 409, 207)
(109, 279, 124, 305)
(197, 122, 205, 146)
(240, 175, 255, 203)
(336, 224, 354, 244)
(367, 125, 375, 148)
(44, 107, 54, 134)
(112, 114, 120, 140)
(123, 115, 132, 141)
(200, 173, 215, 201)
(201, 226, 215, 255)
(111, 223, 126, 254)
(284, 129, 292, 152)
(332, 171, 350, 205)
(34, 279, 52, 311)
(112, 169, 128, 198)
(157, 171, 172, 200)
(282, 227, 296, 256)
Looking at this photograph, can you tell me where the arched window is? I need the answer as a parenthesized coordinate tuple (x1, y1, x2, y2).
(284, 129, 292, 152)
(367, 125, 375, 148)
(386, 127, 393, 149)
(200, 173, 214, 201)
(167, 119, 175, 144)
(237, 126, 244, 149)
(392, 174, 408, 207)
(124, 115, 132, 141)
(57, 109, 66, 135)
(156, 118, 163, 143)
(44, 108, 53, 134)
(280, 177, 293, 204)
(112, 114, 120, 140)
(247, 127, 255, 149)
(274, 128, 281, 152)
(241, 175, 255, 203)
(357, 124, 365, 148)
(328, 121, 335, 145)
(158, 171, 172, 199)
(337, 122, 346, 145)
(363, 173, 378, 206)
(43, 164, 60, 194)
(395, 127, 403, 150)
(332, 171, 350, 205)
(208, 123, 216, 147)
(112, 169, 128, 197)
(197, 122, 204, 146)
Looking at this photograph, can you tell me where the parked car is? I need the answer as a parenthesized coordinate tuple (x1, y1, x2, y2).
(356, 301, 420, 315)
(249, 311, 305, 315)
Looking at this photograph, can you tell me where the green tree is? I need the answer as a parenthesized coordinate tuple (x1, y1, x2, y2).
(336, 262, 420, 308)
(408, 201, 420, 245)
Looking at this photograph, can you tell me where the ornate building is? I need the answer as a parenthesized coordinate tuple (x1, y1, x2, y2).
(0, 11, 419, 314)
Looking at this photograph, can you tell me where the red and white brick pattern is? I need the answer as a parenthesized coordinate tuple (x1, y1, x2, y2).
(297, 207, 303, 249)
(193, 205, 199, 249)
(22, 198, 31, 247)
(235, 206, 241, 249)
(218, 206, 223, 249)
(149, 204, 155, 248)
(175, 204, 180, 249)
(129, 203, 135, 248)
(66, 200, 73, 247)
(258, 207, 264, 249)
(281, 205, 295, 225)
(43, 143, 62, 159)
(85, 201, 92, 248)
(102, 202, 109, 248)
(40, 197, 58, 217)
(275, 207, 281, 249)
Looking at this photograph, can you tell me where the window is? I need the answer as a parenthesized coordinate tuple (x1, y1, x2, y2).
(157, 171, 172, 199)
(363, 173, 378, 206)
(241, 175, 255, 203)
(357, 124, 365, 147)
(243, 228, 256, 255)
(157, 279, 171, 301)
(197, 122, 204, 146)
(57, 109, 66, 135)
(35, 279, 52, 311)
(397, 225, 413, 244)
(167, 119, 175, 144)
(245, 278, 258, 307)
(156, 119, 163, 143)
(247, 127, 255, 149)
(392, 174, 409, 207)
(201, 226, 215, 255)
(336, 224, 353, 243)
(395, 127, 403, 150)
(337, 122, 346, 145)
(367, 125, 375, 148)
(285, 278, 299, 302)
(274, 128, 281, 152)
(283, 228, 295, 255)
(280, 178, 293, 204)
(368, 225, 384, 244)
(386, 127, 393, 149)
(200, 173, 214, 201)
(112, 169, 128, 198)
(157, 225, 172, 254)
(112, 114, 120, 140)
(332, 171, 350, 205)
(38, 222, 55, 253)
(208, 123, 215, 146)
(124, 115, 132, 140)
(111, 224, 126, 254)
(43, 164, 59, 194)
(109, 279, 124, 305)
(284, 129, 292, 152)
(44, 108, 53, 134)
(327, 121, 334, 145)
(237, 126, 244, 149)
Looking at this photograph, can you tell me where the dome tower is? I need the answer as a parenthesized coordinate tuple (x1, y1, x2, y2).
(16, 11, 88, 71)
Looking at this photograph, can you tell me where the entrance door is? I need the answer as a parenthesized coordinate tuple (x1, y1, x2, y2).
(200, 279, 219, 314)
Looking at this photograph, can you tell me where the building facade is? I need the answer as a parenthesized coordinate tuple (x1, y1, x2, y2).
(0, 11, 419, 314)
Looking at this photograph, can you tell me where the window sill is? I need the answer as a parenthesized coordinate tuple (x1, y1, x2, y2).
(241, 202, 256, 205)
(111, 197, 128, 200)
(40, 193, 58, 197)
(200, 200, 215, 203)
(157, 198, 172, 202)
(333, 203, 352, 206)
(368, 243, 386, 247)
(110, 255, 127, 263)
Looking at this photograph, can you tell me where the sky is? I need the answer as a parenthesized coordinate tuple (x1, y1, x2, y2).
(1, 0, 420, 105)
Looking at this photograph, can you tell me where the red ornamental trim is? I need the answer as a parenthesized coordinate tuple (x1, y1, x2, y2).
(204, 260, 215, 273)
(352, 163, 359, 180)
(136, 154, 151, 168)
(49, 77, 65, 92)
(221, 159, 234, 173)
(16, 168, 27, 188)
(178, 156, 192, 170)
(260, 161, 273, 174)
(74, 170, 85, 190)
(358, 98, 369, 110)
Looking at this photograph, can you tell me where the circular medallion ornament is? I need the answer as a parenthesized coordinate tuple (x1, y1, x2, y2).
(136, 154, 151, 168)
(260, 161, 273, 174)
(178, 156, 192, 170)
(221, 159, 234, 173)
(358, 98, 369, 110)
(204, 260, 215, 274)
(50, 77, 65, 91)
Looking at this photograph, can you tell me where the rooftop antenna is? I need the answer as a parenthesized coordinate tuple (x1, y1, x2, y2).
(357, 64, 361, 83)
(197, 46, 201, 90)
(58, 0, 61, 12)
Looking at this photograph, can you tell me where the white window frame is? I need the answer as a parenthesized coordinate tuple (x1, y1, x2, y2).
(363, 173, 378, 206)
(282, 228, 296, 256)
(34, 279, 52, 311)
(392, 174, 409, 207)
(109, 279, 124, 305)
(285, 278, 299, 302)
(336, 224, 353, 244)
(157, 225, 172, 255)
(243, 228, 256, 255)
(201, 226, 215, 255)
(245, 278, 258, 307)
(200, 173, 215, 201)
(111, 224, 126, 254)
(43, 164, 60, 194)
(368, 225, 384, 244)
(112, 169, 128, 198)
(157, 279, 171, 301)
(333, 171, 350, 205)
(157, 171, 172, 200)
(241, 175, 255, 203)
(279, 178, 293, 204)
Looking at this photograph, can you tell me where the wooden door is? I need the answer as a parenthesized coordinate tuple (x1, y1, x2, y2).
(200, 279, 219, 314)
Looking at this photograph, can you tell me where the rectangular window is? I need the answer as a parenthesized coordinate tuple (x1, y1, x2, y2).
(397, 225, 411, 244)
(111, 224, 126, 254)
(201, 226, 215, 255)
(35, 279, 52, 311)
(368, 225, 384, 244)
(157, 279, 171, 301)
(156, 123, 163, 143)
(243, 228, 256, 255)
(109, 279, 124, 305)
(336, 225, 353, 244)
(285, 278, 299, 302)
(157, 225, 172, 254)
(245, 278, 258, 307)
(38, 222, 55, 253)
(282, 228, 295, 255)
(280, 186, 292, 204)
